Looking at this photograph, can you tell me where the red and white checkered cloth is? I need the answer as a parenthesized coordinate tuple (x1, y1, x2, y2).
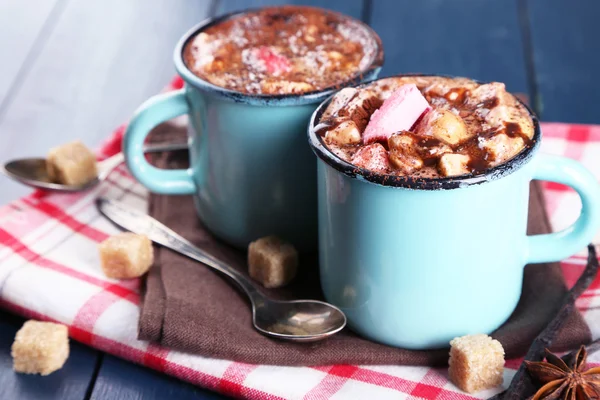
(1, 77, 600, 400)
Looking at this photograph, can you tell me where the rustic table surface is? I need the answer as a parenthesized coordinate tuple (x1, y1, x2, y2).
(0, 0, 598, 399)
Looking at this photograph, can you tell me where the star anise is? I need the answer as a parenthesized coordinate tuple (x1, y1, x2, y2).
(525, 346, 600, 399)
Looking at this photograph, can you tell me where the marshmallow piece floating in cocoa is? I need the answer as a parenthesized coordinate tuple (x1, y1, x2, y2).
(417, 109, 471, 145)
(339, 89, 383, 131)
(261, 80, 314, 94)
(325, 120, 361, 145)
(363, 84, 430, 144)
(322, 88, 359, 120)
(256, 46, 291, 76)
(438, 153, 471, 177)
(351, 143, 390, 173)
(480, 133, 526, 162)
(388, 133, 424, 174)
(321, 88, 382, 145)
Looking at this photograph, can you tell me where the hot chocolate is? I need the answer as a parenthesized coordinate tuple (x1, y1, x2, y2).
(317, 76, 535, 178)
(183, 6, 379, 95)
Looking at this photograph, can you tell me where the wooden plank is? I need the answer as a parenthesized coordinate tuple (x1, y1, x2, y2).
(370, 0, 529, 94)
(0, 0, 62, 108)
(527, 0, 600, 123)
(0, 0, 212, 205)
(217, 0, 365, 21)
(0, 310, 98, 400)
(0, 9, 101, 400)
(90, 355, 225, 400)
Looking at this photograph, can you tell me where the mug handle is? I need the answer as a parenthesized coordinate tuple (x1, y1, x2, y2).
(526, 153, 600, 263)
(123, 88, 196, 195)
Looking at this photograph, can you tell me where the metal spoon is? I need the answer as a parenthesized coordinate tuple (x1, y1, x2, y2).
(2, 142, 188, 192)
(96, 197, 346, 342)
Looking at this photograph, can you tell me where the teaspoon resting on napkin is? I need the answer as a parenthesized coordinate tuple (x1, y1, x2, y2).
(2, 142, 188, 193)
(96, 197, 347, 342)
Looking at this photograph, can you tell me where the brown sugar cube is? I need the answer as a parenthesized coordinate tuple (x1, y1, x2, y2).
(449, 334, 505, 393)
(99, 232, 154, 279)
(11, 320, 69, 375)
(46, 141, 98, 186)
(248, 236, 298, 288)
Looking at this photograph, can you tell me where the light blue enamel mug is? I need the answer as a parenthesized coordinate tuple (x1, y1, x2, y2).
(122, 8, 383, 251)
(308, 75, 600, 349)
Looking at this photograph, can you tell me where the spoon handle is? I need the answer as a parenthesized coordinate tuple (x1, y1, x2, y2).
(97, 142, 189, 181)
(96, 197, 261, 300)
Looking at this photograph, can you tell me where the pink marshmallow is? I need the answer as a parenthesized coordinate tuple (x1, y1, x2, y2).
(258, 46, 291, 75)
(351, 143, 390, 173)
(363, 84, 431, 144)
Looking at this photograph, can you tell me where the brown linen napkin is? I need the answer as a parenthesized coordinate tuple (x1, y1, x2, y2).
(138, 122, 591, 366)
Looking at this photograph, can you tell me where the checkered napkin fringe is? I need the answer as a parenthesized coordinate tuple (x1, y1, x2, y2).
(1, 77, 600, 400)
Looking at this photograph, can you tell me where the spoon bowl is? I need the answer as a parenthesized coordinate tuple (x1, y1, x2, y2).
(2, 142, 188, 193)
(253, 298, 346, 342)
(3, 158, 100, 192)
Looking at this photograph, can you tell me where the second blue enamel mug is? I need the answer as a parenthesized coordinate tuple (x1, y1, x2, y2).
(122, 7, 383, 251)
(308, 76, 600, 349)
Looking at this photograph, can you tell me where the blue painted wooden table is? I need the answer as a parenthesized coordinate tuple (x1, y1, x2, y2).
(0, 0, 598, 398)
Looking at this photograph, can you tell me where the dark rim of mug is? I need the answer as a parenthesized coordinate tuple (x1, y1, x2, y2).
(307, 73, 542, 190)
(173, 6, 384, 106)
